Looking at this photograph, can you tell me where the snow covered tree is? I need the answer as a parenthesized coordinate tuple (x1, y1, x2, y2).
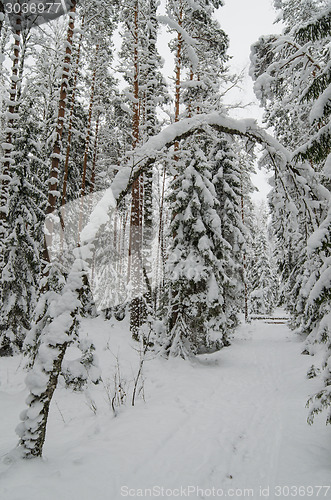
(161, 137, 232, 357)
(16, 258, 99, 458)
(211, 137, 250, 325)
(305, 201, 331, 425)
(0, 1, 4, 39)
(251, 0, 331, 422)
(157, 0, 261, 356)
(0, 10, 21, 265)
(247, 203, 278, 316)
(0, 100, 45, 355)
(119, 0, 167, 338)
(250, 0, 330, 323)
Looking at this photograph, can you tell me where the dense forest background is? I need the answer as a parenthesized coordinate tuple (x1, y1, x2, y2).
(0, 0, 330, 459)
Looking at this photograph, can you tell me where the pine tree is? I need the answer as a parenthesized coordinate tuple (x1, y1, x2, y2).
(119, 0, 167, 338)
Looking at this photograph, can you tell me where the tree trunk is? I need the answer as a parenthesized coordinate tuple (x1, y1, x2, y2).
(187, 68, 194, 118)
(173, 5, 183, 159)
(0, 1, 4, 39)
(0, 15, 21, 227)
(90, 109, 100, 195)
(62, 15, 85, 207)
(44, 1, 76, 262)
(240, 170, 248, 322)
(19, 341, 69, 457)
(142, 0, 158, 317)
(129, 0, 145, 339)
(169, 4, 183, 330)
(174, 7, 183, 124)
(154, 166, 166, 312)
(81, 43, 99, 199)
(16, 28, 31, 106)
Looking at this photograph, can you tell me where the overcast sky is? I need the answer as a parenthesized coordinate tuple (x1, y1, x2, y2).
(219, 0, 280, 121)
(156, 0, 282, 202)
(217, 0, 282, 202)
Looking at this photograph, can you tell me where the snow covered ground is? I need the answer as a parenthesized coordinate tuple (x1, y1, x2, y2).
(0, 312, 330, 500)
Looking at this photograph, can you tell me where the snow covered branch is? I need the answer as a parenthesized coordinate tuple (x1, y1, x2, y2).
(111, 112, 291, 205)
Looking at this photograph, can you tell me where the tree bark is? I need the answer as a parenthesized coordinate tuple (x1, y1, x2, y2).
(240, 170, 248, 322)
(0, 15, 21, 224)
(81, 43, 99, 199)
(47, 2, 76, 216)
(142, 0, 158, 317)
(62, 15, 85, 207)
(90, 109, 100, 195)
(173, 6, 183, 157)
(0, 1, 4, 39)
(129, 0, 145, 339)
(44, 1, 76, 263)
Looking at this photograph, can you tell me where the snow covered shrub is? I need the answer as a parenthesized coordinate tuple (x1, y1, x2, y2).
(61, 339, 101, 391)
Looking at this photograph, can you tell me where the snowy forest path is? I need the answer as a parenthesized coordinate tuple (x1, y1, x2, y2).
(118, 314, 331, 499)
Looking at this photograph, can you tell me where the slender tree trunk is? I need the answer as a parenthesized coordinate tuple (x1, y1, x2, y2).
(155, 165, 166, 312)
(81, 43, 99, 199)
(169, 5, 183, 331)
(129, 175, 144, 339)
(173, 6, 183, 158)
(196, 73, 201, 114)
(16, 29, 31, 106)
(187, 68, 194, 118)
(89, 109, 100, 195)
(142, 0, 158, 317)
(62, 15, 85, 207)
(0, 1, 4, 39)
(44, 1, 76, 262)
(240, 171, 248, 322)
(0, 16, 21, 227)
(120, 209, 128, 306)
(129, 0, 145, 339)
(174, 8, 183, 124)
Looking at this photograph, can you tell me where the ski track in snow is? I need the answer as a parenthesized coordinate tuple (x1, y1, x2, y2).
(0, 313, 330, 500)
